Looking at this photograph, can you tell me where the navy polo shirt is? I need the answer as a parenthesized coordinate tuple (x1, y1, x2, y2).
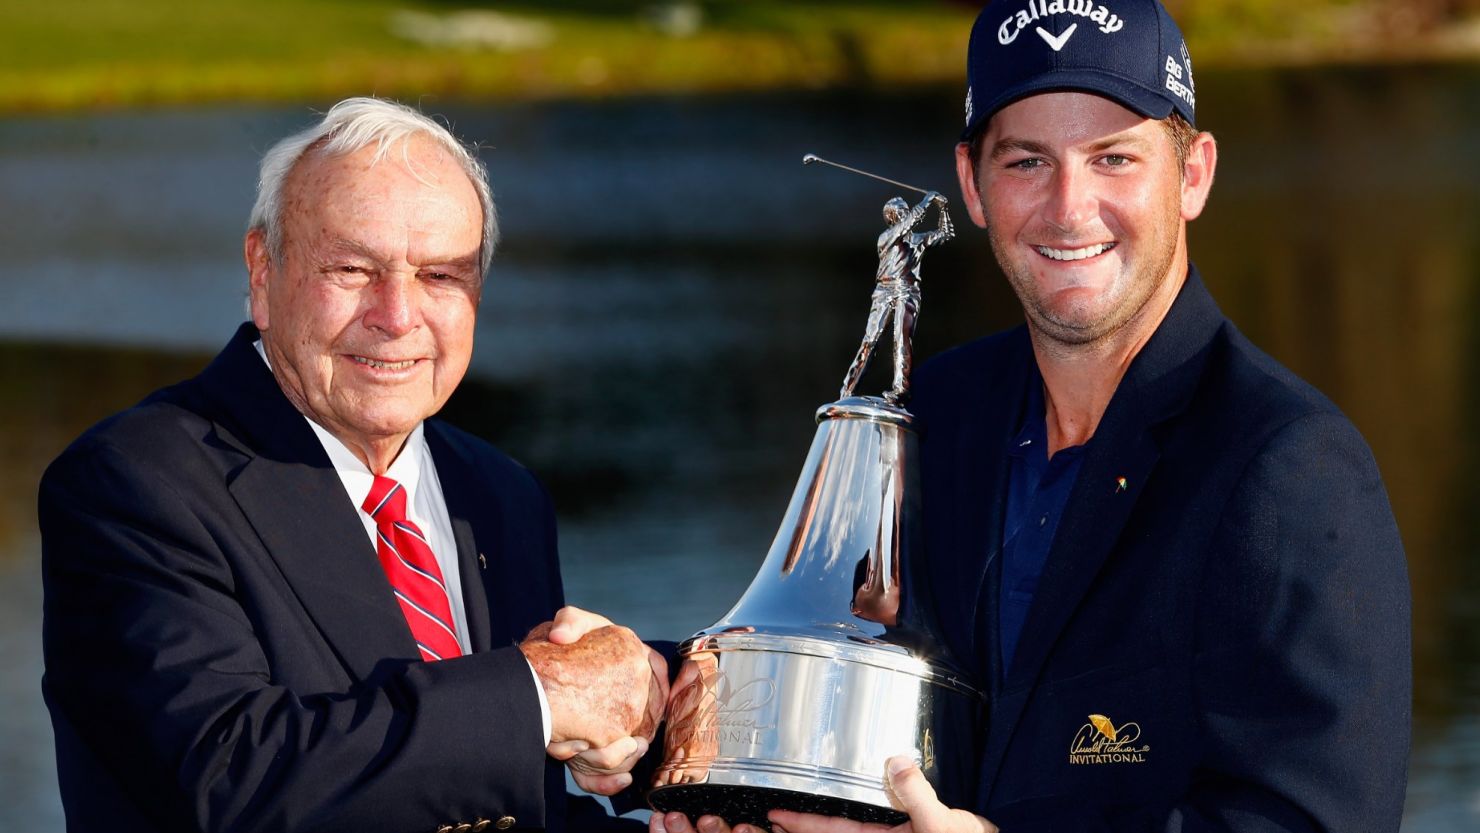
(999, 376, 1087, 673)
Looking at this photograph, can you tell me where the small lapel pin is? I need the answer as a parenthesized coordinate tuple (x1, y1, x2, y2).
(1115, 476, 1128, 493)
(478, 553, 487, 570)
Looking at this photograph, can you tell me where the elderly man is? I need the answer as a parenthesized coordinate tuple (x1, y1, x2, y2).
(41, 98, 664, 833)
(654, 2, 1410, 832)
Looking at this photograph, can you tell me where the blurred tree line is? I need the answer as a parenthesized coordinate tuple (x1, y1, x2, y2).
(1163, 0, 1479, 36)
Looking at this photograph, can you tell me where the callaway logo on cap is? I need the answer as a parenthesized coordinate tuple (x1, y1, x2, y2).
(961, 0, 1196, 141)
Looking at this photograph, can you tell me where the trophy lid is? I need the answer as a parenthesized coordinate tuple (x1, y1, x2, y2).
(815, 396, 915, 428)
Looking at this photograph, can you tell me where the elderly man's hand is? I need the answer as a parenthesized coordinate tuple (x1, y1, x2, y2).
(521, 606, 668, 795)
(649, 756, 996, 833)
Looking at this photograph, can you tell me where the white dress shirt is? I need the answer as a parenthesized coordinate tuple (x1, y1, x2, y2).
(253, 341, 551, 744)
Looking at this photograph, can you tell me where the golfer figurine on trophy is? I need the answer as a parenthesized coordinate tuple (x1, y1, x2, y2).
(648, 155, 981, 831)
(840, 190, 953, 405)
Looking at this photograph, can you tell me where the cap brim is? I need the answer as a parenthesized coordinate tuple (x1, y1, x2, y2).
(961, 71, 1180, 142)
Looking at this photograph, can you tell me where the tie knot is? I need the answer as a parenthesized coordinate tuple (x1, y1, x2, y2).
(362, 475, 408, 522)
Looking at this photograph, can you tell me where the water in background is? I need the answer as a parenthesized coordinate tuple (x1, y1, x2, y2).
(2, 65, 1477, 830)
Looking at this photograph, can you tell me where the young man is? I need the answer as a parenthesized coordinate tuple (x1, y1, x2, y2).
(655, 2, 1410, 831)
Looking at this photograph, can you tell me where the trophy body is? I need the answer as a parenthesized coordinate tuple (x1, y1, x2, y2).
(650, 183, 975, 830)
(650, 400, 982, 828)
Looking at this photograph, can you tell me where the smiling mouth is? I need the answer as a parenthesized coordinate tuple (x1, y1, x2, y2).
(1035, 242, 1117, 262)
(351, 355, 418, 371)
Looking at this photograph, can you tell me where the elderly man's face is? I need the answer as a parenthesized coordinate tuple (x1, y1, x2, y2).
(246, 136, 483, 465)
(955, 92, 1213, 348)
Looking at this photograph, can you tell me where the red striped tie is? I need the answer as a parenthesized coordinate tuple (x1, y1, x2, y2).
(362, 476, 463, 662)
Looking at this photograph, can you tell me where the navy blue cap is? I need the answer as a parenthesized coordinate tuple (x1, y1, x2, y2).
(961, 0, 1196, 141)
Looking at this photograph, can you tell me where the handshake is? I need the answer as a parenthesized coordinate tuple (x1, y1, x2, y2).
(518, 606, 669, 796)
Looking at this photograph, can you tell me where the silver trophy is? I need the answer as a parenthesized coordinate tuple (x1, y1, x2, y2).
(649, 156, 981, 830)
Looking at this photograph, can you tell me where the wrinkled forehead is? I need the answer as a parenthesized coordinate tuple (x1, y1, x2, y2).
(280, 139, 483, 248)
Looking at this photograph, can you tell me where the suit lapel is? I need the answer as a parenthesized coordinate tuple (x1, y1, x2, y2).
(1004, 392, 1161, 687)
(229, 456, 421, 675)
(960, 345, 1032, 696)
(201, 325, 420, 679)
(426, 425, 501, 653)
(922, 331, 1032, 692)
(979, 269, 1226, 793)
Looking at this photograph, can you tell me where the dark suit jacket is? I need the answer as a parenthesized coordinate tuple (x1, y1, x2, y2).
(911, 269, 1411, 832)
(39, 324, 641, 833)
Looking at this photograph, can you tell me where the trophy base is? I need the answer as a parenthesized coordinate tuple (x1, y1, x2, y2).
(649, 783, 907, 832)
(651, 633, 981, 831)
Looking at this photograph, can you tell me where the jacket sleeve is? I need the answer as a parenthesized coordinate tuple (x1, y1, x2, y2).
(1172, 411, 1411, 832)
(40, 437, 553, 833)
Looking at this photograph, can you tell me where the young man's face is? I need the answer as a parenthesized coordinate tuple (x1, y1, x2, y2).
(955, 92, 1213, 349)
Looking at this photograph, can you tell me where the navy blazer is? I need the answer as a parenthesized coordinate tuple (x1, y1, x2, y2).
(911, 269, 1411, 832)
(39, 324, 640, 833)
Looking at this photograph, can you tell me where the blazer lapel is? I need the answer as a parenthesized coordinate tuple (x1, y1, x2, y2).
(960, 345, 1032, 695)
(229, 456, 422, 676)
(922, 331, 1033, 692)
(978, 269, 1225, 793)
(201, 324, 420, 679)
(426, 425, 501, 653)
(1002, 392, 1161, 688)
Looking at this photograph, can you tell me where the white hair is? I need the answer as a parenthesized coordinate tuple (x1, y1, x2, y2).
(247, 97, 498, 276)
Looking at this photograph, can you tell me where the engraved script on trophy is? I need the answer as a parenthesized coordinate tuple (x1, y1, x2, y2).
(661, 652, 783, 785)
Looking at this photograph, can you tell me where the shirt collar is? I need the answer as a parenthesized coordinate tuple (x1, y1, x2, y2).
(1008, 365, 1047, 460)
(1008, 362, 1089, 463)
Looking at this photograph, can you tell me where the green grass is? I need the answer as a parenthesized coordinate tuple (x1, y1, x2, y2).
(0, 0, 977, 112)
(0, 0, 1474, 113)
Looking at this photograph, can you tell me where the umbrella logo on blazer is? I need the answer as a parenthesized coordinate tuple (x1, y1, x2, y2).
(1069, 714, 1150, 765)
(1089, 714, 1119, 741)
